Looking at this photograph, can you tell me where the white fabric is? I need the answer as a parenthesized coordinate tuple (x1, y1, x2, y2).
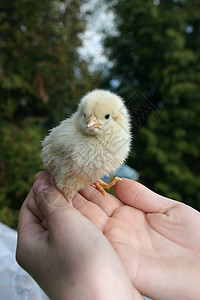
(0, 222, 49, 300)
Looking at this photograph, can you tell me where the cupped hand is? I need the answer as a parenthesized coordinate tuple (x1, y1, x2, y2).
(16, 172, 142, 300)
(72, 176, 200, 300)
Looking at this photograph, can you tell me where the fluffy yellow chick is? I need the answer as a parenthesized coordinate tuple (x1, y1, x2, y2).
(41, 89, 131, 205)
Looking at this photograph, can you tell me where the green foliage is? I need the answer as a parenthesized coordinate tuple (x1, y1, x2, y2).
(104, 0, 200, 209)
(0, 119, 44, 228)
(0, 0, 100, 228)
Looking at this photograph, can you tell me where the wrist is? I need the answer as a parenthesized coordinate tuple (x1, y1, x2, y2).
(58, 256, 141, 300)
(160, 256, 200, 300)
(180, 258, 200, 300)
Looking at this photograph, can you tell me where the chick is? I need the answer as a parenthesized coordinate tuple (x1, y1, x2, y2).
(41, 89, 131, 205)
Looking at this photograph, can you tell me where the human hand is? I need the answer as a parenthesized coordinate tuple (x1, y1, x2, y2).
(16, 172, 142, 300)
(73, 177, 200, 300)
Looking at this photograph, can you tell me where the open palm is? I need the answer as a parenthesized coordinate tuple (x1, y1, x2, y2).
(73, 178, 200, 300)
(35, 172, 200, 300)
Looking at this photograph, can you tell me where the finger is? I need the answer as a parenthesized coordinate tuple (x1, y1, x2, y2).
(16, 186, 48, 271)
(115, 179, 178, 213)
(78, 185, 123, 216)
(33, 180, 110, 233)
(73, 192, 109, 231)
(27, 192, 45, 222)
(33, 179, 71, 221)
(33, 180, 86, 243)
(34, 171, 55, 185)
(18, 188, 45, 235)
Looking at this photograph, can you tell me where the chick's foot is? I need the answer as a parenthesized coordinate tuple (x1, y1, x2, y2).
(92, 177, 122, 195)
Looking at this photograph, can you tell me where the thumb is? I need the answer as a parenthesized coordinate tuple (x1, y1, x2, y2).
(33, 179, 70, 220)
(115, 178, 177, 213)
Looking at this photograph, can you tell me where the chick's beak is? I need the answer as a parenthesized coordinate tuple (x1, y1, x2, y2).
(87, 114, 101, 129)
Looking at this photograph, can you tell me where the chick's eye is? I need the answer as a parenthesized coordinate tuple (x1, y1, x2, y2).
(83, 113, 86, 118)
(105, 114, 110, 120)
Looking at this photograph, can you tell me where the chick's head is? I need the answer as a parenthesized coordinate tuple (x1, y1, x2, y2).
(76, 90, 130, 136)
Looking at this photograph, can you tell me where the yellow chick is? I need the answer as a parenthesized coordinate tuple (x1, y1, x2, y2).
(41, 89, 131, 205)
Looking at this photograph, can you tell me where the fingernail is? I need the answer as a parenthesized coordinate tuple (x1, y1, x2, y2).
(33, 180, 49, 195)
(37, 184, 49, 194)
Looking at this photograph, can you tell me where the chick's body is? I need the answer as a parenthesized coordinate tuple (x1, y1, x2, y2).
(42, 90, 131, 204)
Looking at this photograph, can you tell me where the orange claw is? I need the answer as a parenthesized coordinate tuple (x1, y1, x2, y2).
(92, 177, 122, 196)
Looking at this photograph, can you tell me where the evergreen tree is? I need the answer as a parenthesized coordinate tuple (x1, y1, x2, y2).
(104, 0, 200, 209)
(0, 0, 99, 227)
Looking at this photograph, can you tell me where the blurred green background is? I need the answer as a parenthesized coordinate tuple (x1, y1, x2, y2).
(0, 0, 200, 228)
